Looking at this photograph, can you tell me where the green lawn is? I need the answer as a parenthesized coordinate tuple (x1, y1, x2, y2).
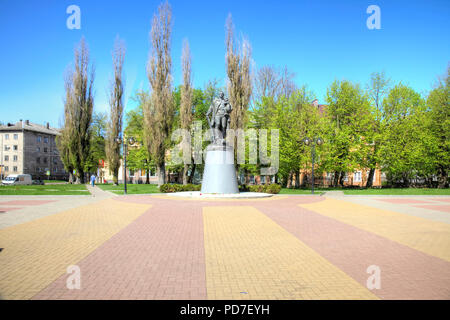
(279, 187, 450, 195)
(0, 184, 89, 195)
(343, 188, 450, 195)
(44, 180, 68, 184)
(97, 183, 160, 195)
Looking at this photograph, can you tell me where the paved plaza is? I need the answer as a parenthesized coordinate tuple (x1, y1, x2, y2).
(0, 187, 449, 300)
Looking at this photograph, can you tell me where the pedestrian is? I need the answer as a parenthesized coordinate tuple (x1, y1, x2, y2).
(90, 174, 96, 187)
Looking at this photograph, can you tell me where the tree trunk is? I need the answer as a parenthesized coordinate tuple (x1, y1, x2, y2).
(157, 163, 165, 186)
(333, 171, 339, 187)
(68, 171, 74, 184)
(182, 164, 189, 185)
(188, 163, 196, 184)
(145, 169, 150, 184)
(113, 168, 119, 186)
(287, 171, 293, 188)
(366, 168, 375, 188)
(438, 166, 448, 188)
(294, 170, 300, 188)
(339, 171, 345, 187)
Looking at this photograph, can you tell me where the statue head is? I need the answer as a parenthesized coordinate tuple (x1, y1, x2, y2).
(219, 91, 225, 99)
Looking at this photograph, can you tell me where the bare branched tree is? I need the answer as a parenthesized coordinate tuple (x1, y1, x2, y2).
(365, 71, 391, 188)
(180, 39, 193, 185)
(225, 14, 252, 132)
(144, 1, 174, 186)
(253, 65, 296, 103)
(106, 37, 126, 185)
(59, 38, 95, 184)
(57, 70, 76, 183)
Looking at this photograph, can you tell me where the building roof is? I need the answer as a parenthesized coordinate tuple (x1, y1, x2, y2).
(0, 120, 61, 136)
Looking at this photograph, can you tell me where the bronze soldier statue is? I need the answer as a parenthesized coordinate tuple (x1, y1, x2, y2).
(206, 91, 232, 144)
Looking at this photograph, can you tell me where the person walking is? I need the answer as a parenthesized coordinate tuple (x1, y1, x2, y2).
(90, 174, 96, 187)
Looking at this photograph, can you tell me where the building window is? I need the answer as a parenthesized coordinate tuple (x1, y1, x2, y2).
(36, 157, 40, 164)
(261, 176, 266, 184)
(37, 136, 41, 143)
(13, 134, 18, 140)
(55, 167, 58, 173)
(4, 145, 10, 151)
(44, 137, 49, 143)
(44, 147, 48, 153)
(53, 158, 57, 165)
(354, 171, 362, 183)
(5, 134, 9, 140)
(4, 155, 9, 161)
(4, 166, 8, 172)
(13, 145, 18, 151)
(36, 147, 40, 152)
(43, 157, 47, 164)
(13, 166, 17, 172)
(13, 155, 18, 162)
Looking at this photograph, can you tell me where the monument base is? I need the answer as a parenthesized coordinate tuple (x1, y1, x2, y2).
(201, 144, 239, 194)
(166, 191, 273, 199)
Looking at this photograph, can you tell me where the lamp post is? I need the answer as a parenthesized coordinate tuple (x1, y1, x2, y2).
(303, 136, 324, 195)
(116, 136, 135, 195)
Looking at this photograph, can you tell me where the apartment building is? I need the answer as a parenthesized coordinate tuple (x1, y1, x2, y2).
(0, 120, 68, 180)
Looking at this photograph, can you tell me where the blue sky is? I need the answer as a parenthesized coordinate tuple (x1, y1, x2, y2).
(0, 0, 449, 127)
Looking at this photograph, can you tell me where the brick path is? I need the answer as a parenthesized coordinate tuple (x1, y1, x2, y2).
(0, 194, 448, 300)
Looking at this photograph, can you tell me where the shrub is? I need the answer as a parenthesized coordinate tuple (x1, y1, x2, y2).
(266, 183, 281, 194)
(247, 183, 281, 194)
(159, 183, 201, 193)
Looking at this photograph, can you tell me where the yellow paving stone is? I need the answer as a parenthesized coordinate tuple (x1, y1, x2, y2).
(203, 206, 377, 300)
(0, 199, 151, 300)
(299, 198, 450, 262)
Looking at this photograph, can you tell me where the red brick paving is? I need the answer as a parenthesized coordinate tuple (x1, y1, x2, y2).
(414, 205, 450, 213)
(33, 200, 207, 300)
(257, 201, 450, 299)
(431, 199, 450, 203)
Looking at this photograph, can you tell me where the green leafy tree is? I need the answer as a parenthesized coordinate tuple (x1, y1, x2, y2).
(379, 84, 427, 186)
(426, 68, 450, 188)
(323, 80, 372, 186)
(86, 112, 107, 173)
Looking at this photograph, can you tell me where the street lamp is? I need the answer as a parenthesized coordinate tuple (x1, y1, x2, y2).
(116, 136, 135, 195)
(303, 136, 324, 195)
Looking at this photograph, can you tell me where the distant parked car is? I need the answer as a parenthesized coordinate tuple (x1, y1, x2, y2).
(32, 179, 44, 185)
(2, 174, 33, 185)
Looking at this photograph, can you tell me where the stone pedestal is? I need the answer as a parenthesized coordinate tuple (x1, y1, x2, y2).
(201, 144, 239, 194)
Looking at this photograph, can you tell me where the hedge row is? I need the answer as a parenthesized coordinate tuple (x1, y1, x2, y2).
(247, 183, 281, 194)
(159, 184, 201, 193)
(158, 183, 281, 194)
